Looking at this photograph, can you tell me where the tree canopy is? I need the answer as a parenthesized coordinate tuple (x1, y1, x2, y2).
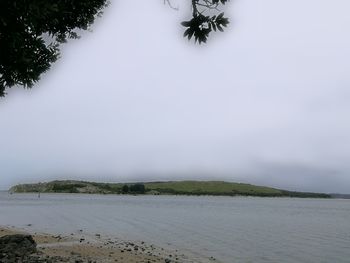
(0, 0, 229, 97)
(0, 0, 108, 97)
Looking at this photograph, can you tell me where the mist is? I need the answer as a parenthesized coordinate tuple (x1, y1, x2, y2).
(1, 0, 350, 193)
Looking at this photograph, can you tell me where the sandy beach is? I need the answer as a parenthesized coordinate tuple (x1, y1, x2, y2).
(0, 226, 192, 263)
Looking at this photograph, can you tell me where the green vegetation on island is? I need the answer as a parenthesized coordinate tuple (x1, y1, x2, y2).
(9, 180, 331, 198)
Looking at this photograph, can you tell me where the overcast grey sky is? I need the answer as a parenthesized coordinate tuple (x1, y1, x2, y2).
(1, 0, 350, 192)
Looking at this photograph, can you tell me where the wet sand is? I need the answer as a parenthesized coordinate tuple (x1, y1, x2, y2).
(0, 226, 193, 263)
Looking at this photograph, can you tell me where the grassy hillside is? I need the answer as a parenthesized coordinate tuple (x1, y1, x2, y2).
(10, 180, 331, 198)
(145, 181, 283, 196)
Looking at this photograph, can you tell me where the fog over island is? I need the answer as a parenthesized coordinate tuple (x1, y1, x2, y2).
(1, 0, 350, 193)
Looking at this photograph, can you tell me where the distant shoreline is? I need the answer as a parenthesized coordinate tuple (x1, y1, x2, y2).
(9, 180, 332, 198)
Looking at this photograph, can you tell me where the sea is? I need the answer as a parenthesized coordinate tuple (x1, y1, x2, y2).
(0, 192, 349, 263)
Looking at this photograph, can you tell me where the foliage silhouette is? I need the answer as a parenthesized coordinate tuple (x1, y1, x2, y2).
(0, 0, 230, 96)
(181, 0, 229, 44)
(0, 0, 108, 97)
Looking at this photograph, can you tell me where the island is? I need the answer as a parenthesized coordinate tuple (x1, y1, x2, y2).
(10, 180, 331, 198)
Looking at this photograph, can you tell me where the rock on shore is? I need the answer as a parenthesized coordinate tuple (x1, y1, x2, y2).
(0, 234, 39, 262)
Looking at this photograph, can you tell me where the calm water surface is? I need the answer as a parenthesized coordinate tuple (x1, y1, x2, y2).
(0, 192, 349, 263)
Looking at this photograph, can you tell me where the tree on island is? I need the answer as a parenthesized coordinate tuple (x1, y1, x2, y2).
(0, 0, 230, 97)
(129, 184, 146, 194)
(122, 185, 129, 194)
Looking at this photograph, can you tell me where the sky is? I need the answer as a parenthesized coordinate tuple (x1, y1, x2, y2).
(1, 0, 350, 193)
